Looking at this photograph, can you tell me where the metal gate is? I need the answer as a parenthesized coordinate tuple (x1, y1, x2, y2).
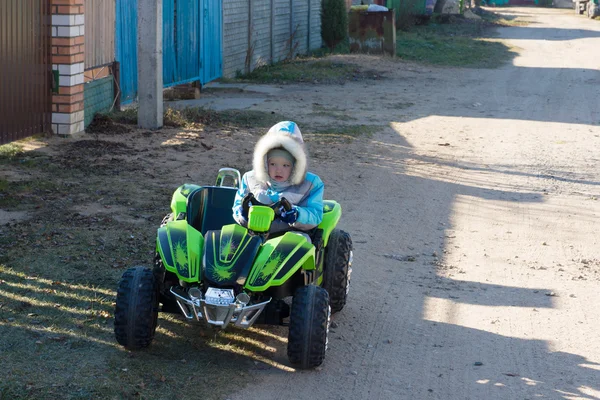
(0, 0, 52, 144)
(201, 0, 222, 84)
(116, 0, 222, 104)
(115, 0, 138, 104)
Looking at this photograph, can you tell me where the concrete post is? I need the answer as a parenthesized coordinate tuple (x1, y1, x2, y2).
(138, 0, 163, 129)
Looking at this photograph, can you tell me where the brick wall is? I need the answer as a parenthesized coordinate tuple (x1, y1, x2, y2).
(51, 0, 85, 135)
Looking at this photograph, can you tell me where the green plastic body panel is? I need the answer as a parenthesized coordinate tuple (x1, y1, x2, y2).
(318, 200, 342, 247)
(170, 184, 201, 217)
(156, 219, 204, 283)
(245, 232, 315, 292)
(248, 206, 275, 232)
(204, 224, 261, 285)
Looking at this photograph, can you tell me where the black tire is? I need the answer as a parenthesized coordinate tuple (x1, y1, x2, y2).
(323, 229, 353, 313)
(114, 267, 159, 349)
(287, 285, 330, 369)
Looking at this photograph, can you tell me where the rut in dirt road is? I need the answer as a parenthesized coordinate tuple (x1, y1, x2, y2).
(226, 7, 600, 400)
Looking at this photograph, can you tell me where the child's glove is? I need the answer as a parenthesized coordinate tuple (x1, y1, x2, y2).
(280, 207, 299, 225)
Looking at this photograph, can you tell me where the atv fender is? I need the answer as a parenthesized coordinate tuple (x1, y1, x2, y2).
(318, 200, 342, 247)
(156, 219, 204, 283)
(245, 232, 316, 292)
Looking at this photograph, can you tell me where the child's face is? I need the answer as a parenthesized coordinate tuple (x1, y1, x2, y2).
(268, 156, 293, 182)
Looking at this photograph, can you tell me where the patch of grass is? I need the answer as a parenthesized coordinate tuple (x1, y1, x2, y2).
(308, 38, 351, 58)
(218, 110, 287, 128)
(309, 104, 357, 121)
(309, 111, 358, 121)
(0, 179, 62, 208)
(233, 59, 362, 85)
(0, 143, 24, 160)
(165, 108, 287, 129)
(477, 7, 532, 26)
(396, 17, 518, 68)
(105, 107, 287, 130)
(104, 108, 138, 125)
(389, 102, 415, 110)
(313, 104, 345, 112)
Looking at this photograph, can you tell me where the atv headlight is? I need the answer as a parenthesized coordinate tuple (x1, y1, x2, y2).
(236, 292, 250, 306)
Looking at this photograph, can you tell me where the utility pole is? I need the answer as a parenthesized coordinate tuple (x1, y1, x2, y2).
(138, 0, 163, 129)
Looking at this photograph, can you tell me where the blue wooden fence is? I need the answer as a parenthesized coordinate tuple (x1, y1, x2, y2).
(115, 0, 137, 104)
(201, 0, 222, 84)
(116, 0, 223, 104)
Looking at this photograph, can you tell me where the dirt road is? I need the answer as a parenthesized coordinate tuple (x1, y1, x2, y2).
(2, 6, 599, 400)
(226, 8, 600, 400)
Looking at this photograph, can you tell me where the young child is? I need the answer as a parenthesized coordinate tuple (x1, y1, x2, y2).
(232, 121, 324, 235)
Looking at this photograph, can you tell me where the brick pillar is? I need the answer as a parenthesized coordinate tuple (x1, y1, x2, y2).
(51, 0, 85, 135)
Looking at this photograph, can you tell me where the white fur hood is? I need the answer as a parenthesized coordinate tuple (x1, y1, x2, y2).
(252, 121, 307, 185)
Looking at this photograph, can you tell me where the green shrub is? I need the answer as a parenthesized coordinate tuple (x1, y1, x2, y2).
(321, 0, 348, 50)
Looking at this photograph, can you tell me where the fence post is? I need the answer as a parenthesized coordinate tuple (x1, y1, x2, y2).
(271, 0, 275, 62)
(307, 0, 310, 52)
(138, 0, 163, 129)
(247, 0, 253, 73)
(290, 0, 294, 57)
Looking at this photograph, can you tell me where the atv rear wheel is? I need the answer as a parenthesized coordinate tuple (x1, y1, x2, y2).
(323, 229, 353, 313)
(287, 285, 330, 369)
(114, 266, 159, 349)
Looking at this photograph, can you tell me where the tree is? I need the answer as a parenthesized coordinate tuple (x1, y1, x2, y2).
(321, 0, 348, 51)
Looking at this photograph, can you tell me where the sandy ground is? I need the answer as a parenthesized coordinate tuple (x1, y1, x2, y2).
(221, 7, 600, 400)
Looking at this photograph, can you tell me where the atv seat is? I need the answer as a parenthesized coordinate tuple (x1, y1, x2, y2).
(186, 186, 237, 234)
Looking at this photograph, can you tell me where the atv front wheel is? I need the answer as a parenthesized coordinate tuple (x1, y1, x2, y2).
(114, 266, 159, 349)
(287, 285, 330, 369)
(323, 229, 353, 313)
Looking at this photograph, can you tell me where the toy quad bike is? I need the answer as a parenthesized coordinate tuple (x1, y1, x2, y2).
(114, 168, 353, 369)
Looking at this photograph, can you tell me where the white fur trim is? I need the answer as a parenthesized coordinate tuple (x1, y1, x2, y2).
(253, 132, 307, 185)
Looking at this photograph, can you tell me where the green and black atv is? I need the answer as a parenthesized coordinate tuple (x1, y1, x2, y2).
(114, 168, 353, 369)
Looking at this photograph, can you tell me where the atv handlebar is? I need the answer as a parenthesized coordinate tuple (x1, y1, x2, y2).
(242, 193, 292, 218)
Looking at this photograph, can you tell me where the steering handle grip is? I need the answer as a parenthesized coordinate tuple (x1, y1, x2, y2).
(279, 197, 292, 212)
(243, 193, 292, 218)
(242, 193, 255, 215)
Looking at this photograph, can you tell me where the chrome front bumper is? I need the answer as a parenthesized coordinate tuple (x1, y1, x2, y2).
(170, 287, 270, 329)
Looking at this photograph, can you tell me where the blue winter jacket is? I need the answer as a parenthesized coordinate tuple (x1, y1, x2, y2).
(232, 171, 324, 233)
